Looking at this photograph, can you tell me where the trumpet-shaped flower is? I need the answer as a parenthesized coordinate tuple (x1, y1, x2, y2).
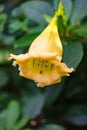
(9, 13, 73, 87)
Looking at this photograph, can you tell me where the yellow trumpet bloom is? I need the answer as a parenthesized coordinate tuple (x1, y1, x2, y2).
(9, 13, 73, 87)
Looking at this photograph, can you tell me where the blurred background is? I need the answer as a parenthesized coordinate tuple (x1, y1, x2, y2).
(0, 0, 87, 130)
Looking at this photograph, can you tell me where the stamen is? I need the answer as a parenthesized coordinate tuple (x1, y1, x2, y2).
(40, 71, 42, 74)
(50, 64, 53, 70)
(33, 59, 35, 66)
(32, 58, 54, 74)
(45, 65, 48, 67)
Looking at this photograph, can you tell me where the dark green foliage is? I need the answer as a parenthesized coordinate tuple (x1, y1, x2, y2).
(0, 0, 87, 130)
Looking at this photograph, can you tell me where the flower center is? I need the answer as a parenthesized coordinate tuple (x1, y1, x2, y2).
(32, 58, 54, 74)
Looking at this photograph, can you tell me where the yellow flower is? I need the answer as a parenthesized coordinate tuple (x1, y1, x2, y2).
(9, 13, 73, 87)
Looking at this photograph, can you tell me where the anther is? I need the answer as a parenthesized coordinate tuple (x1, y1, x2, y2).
(40, 71, 42, 74)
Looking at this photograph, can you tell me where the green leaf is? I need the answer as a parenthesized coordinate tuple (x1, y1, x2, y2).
(23, 129, 31, 130)
(0, 70, 9, 88)
(63, 42, 83, 69)
(70, 0, 87, 24)
(22, 94, 45, 119)
(14, 33, 39, 48)
(14, 26, 44, 48)
(5, 100, 20, 130)
(0, 110, 6, 127)
(9, 19, 28, 32)
(44, 83, 63, 107)
(54, 0, 72, 20)
(63, 104, 87, 126)
(11, 6, 23, 17)
(14, 115, 29, 130)
(62, 0, 72, 20)
(0, 13, 7, 32)
(21, 1, 53, 24)
(0, 49, 10, 63)
(73, 23, 87, 37)
(53, 0, 60, 10)
(2, 35, 15, 45)
(37, 124, 66, 130)
(43, 14, 52, 23)
(0, 126, 4, 130)
(0, 4, 4, 12)
(28, 26, 45, 34)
